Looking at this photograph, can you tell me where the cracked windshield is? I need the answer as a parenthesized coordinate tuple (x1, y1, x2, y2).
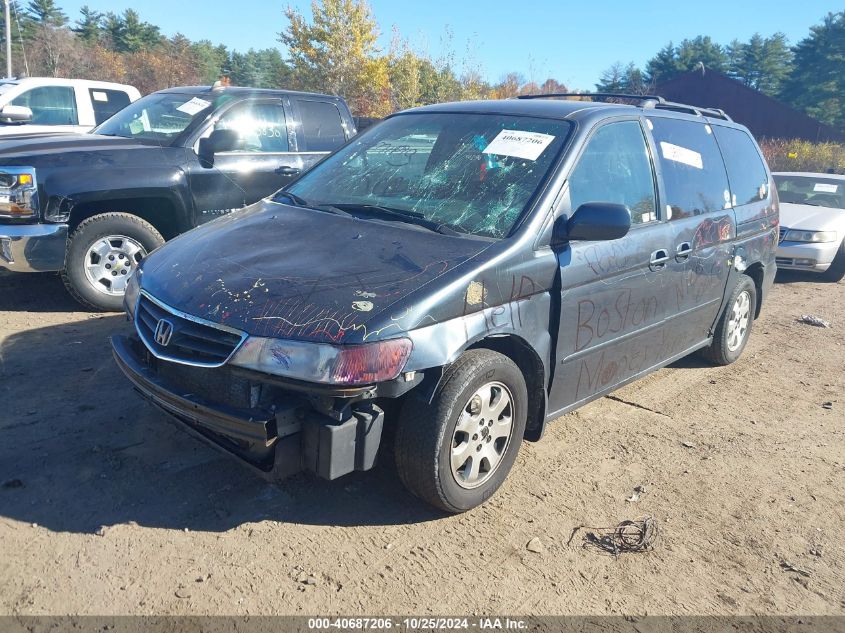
(283, 113, 572, 237)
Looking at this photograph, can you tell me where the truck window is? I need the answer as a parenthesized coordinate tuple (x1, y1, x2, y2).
(647, 117, 730, 220)
(712, 126, 769, 206)
(11, 85, 78, 125)
(215, 101, 289, 152)
(296, 100, 346, 151)
(89, 88, 132, 125)
(568, 120, 657, 224)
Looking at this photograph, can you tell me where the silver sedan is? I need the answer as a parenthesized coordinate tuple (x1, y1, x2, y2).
(773, 172, 845, 282)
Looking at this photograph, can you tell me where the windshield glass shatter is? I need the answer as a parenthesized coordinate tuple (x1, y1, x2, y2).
(281, 113, 572, 238)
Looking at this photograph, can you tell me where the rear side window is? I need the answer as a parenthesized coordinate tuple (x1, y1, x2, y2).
(11, 85, 78, 125)
(296, 100, 346, 151)
(568, 120, 657, 224)
(712, 126, 769, 206)
(648, 117, 730, 220)
(89, 88, 132, 125)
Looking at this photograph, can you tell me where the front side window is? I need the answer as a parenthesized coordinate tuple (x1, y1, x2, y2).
(648, 117, 730, 220)
(90, 88, 132, 125)
(774, 175, 845, 209)
(568, 120, 657, 224)
(11, 85, 78, 125)
(94, 92, 219, 144)
(215, 101, 289, 152)
(296, 100, 346, 151)
(282, 112, 572, 238)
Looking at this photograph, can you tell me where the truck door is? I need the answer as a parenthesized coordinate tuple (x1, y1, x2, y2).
(547, 119, 676, 414)
(288, 98, 352, 171)
(186, 98, 304, 224)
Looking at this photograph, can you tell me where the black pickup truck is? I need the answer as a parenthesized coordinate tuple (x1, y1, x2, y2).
(0, 85, 356, 310)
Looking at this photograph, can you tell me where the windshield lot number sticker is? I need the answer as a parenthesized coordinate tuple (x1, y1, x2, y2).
(660, 141, 703, 169)
(814, 183, 839, 193)
(176, 97, 211, 116)
(483, 130, 555, 161)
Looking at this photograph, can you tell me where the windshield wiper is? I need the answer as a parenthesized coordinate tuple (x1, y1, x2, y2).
(275, 192, 354, 217)
(325, 203, 468, 235)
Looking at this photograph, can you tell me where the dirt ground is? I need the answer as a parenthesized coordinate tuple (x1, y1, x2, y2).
(0, 268, 843, 616)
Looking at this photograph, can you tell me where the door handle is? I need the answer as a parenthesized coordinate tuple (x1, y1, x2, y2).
(675, 241, 693, 261)
(274, 165, 301, 176)
(649, 248, 670, 271)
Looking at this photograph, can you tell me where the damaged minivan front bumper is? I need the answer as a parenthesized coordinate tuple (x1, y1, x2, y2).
(111, 334, 386, 482)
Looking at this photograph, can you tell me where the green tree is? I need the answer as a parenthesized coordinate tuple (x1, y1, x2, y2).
(228, 48, 290, 89)
(280, 0, 390, 115)
(105, 9, 162, 53)
(73, 5, 103, 43)
(190, 39, 229, 84)
(646, 37, 728, 83)
(728, 33, 793, 95)
(596, 62, 652, 94)
(781, 12, 845, 127)
(25, 0, 66, 27)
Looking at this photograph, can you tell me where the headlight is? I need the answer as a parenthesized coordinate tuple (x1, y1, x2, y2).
(0, 167, 39, 220)
(783, 230, 837, 243)
(123, 268, 141, 319)
(230, 336, 412, 386)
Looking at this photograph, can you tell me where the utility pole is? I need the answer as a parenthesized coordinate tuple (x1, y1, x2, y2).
(4, 0, 11, 78)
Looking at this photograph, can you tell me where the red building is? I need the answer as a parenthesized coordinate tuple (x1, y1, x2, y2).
(656, 70, 845, 143)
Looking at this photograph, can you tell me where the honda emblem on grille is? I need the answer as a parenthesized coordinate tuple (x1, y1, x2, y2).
(154, 318, 174, 347)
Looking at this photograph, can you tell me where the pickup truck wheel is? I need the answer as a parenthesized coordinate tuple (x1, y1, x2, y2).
(700, 275, 757, 366)
(62, 213, 164, 311)
(821, 240, 845, 282)
(394, 349, 527, 513)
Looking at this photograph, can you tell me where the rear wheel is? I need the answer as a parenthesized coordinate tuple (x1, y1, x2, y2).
(700, 276, 756, 366)
(821, 240, 845, 282)
(62, 213, 164, 311)
(394, 349, 527, 513)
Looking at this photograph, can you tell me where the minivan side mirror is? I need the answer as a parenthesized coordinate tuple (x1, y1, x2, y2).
(551, 202, 632, 247)
(0, 104, 33, 124)
(198, 128, 243, 166)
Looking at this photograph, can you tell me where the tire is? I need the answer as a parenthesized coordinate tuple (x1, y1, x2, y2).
(700, 275, 757, 366)
(394, 349, 528, 513)
(821, 240, 845, 282)
(62, 213, 164, 311)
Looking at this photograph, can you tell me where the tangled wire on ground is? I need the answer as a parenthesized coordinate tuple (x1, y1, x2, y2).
(567, 516, 659, 557)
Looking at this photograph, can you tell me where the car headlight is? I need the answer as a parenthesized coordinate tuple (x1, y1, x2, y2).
(783, 230, 837, 243)
(229, 336, 412, 386)
(123, 268, 141, 319)
(0, 167, 39, 220)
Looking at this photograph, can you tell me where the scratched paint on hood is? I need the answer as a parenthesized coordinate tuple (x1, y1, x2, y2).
(140, 200, 492, 343)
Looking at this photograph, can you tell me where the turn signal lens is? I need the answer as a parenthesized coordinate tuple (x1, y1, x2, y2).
(332, 338, 413, 384)
(17, 174, 32, 185)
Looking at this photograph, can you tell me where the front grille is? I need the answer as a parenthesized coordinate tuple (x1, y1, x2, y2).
(779, 227, 788, 243)
(135, 292, 246, 367)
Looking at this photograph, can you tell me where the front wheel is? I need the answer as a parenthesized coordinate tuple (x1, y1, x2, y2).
(62, 213, 164, 311)
(699, 275, 757, 366)
(821, 240, 845, 282)
(394, 349, 528, 513)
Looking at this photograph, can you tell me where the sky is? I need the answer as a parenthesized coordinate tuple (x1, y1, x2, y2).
(57, 0, 841, 89)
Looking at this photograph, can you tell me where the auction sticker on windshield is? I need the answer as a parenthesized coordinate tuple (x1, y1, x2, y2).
(814, 183, 839, 193)
(483, 129, 555, 161)
(176, 97, 211, 116)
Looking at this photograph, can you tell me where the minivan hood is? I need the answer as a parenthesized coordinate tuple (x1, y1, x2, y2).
(780, 202, 845, 232)
(140, 200, 492, 343)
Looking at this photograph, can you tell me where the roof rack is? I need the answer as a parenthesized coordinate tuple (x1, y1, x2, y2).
(513, 92, 732, 121)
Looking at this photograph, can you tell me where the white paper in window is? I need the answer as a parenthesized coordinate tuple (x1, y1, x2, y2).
(176, 97, 211, 116)
(482, 129, 555, 161)
(660, 141, 703, 169)
(91, 91, 108, 102)
(813, 183, 839, 193)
